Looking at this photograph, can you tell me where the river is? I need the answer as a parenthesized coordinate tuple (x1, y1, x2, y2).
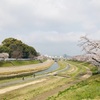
(35, 62, 59, 75)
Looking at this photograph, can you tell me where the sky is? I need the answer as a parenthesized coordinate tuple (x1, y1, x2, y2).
(0, 0, 100, 56)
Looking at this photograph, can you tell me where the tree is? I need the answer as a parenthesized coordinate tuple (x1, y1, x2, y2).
(1, 37, 38, 59)
(28, 46, 37, 58)
(22, 44, 30, 58)
(0, 46, 10, 53)
(2, 38, 22, 47)
(79, 36, 100, 66)
(0, 53, 9, 60)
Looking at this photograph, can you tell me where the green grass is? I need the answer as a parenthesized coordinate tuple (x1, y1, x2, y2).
(0, 60, 99, 100)
(0, 60, 40, 67)
(81, 62, 98, 74)
(57, 61, 67, 69)
(65, 61, 88, 78)
(0, 61, 75, 100)
(0, 76, 73, 100)
(0, 61, 13, 67)
(68, 60, 98, 74)
(47, 74, 100, 100)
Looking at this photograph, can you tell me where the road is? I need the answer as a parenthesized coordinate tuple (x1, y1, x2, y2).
(0, 79, 47, 94)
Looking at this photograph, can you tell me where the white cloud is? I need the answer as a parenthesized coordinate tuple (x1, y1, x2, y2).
(45, 32, 85, 42)
(90, 0, 100, 9)
(11, 31, 86, 45)
(88, 31, 100, 40)
(0, 0, 100, 55)
(0, 0, 99, 31)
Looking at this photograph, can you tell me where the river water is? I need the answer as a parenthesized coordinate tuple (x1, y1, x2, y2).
(35, 62, 59, 75)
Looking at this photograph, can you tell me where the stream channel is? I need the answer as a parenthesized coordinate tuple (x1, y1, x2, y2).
(35, 62, 59, 75)
(0, 62, 59, 88)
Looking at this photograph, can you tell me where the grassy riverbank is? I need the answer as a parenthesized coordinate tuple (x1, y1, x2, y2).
(0, 60, 99, 100)
(47, 61, 100, 100)
(48, 74, 100, 100)
(0, 60, 54, 80)
(0, 60, 41, 67)
(0, 61, 94, 100)
(68, 60, 98, 74)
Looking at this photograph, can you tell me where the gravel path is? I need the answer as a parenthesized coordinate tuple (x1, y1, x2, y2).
(0, 78, 46, 94)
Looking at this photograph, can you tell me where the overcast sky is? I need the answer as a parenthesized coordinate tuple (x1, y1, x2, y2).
(0, 0, 100, 56)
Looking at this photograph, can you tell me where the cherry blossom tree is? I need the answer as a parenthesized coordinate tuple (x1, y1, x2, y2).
(79, 36, 100, 65)
(0, 53, 9, 60)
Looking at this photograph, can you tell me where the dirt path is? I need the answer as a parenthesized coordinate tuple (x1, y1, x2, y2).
(0, 78, 46, 94)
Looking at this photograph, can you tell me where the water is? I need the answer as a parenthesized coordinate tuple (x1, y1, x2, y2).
(35, 62, 59, 75)
(0, 62, 59, 88)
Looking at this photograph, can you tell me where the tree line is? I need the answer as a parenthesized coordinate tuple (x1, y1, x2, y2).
(0, 38, 38, 59)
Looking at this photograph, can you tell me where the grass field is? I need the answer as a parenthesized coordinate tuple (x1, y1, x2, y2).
(0, 60, 99, 100)
(0, 60, 41, 67)
(47, 61, 100, 100)
(66, 60, 98, 74)
(47, 74, 100, 100)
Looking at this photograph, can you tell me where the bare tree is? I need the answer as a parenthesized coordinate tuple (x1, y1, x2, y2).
(79, 36, 100, 66)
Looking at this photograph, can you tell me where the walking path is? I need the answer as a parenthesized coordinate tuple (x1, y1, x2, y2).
(0, 64, 70, 94)
(0, 79, 46, 94)
(0, 66, 70, 88)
